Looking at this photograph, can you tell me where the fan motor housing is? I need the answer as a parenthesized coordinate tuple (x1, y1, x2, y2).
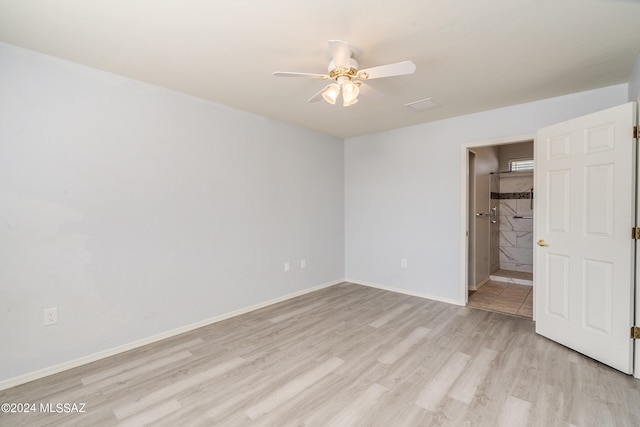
(328, 58, 359, 77)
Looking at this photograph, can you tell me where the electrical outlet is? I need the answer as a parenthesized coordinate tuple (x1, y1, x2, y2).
(401, 259, 408, 268)
(284, 262, 290, 272)
(44, 308, 58, 326)
(300, 259, 306, 269)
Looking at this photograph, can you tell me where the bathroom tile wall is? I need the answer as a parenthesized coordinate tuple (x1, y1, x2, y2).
(496, 173, 534, 273)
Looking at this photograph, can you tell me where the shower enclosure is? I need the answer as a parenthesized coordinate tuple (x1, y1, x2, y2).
(490, 170, 534, 276)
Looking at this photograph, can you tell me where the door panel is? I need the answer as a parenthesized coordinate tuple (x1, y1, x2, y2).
(547, 170, 570, 233)
(584, 164, 614, 237)
(546, 253, 569, 319)
(548, 134, 571, 160)
(535, 102, 636, 374)
(582, 259, 613, 335)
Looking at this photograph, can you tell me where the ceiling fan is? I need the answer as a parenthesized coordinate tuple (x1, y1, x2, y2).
(273, 40, 416, 107)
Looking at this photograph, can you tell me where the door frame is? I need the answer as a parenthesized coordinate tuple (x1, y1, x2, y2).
(634, 97, 639, 380)
(468, 150, 477, 295)
(459, 133, 535, 310)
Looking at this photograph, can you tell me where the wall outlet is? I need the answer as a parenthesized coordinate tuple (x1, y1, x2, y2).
(300, 259, 306, 269)
(44, 308, 58, 326)
(284, 262, 290, 272)
(401, 259, 408, 268)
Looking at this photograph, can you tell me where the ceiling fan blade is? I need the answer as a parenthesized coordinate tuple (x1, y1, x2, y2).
(359, 60, 416, 80)
(273, 71, 327, 79)
(307, 85, 332, 103)
(328, 39, 351, 68)
(357, 81, 383, 99)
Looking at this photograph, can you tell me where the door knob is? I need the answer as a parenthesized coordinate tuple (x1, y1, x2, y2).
(537, 239, 549, 247)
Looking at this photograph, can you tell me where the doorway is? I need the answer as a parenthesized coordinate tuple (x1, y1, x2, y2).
(460, 103, 637, 377)
(462, 136, 535, 318)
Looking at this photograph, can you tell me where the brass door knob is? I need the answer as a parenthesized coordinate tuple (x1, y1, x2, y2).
(537, 239, 549, 247)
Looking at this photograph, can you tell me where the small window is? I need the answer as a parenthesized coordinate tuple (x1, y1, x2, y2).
(509, 158, 534, 172)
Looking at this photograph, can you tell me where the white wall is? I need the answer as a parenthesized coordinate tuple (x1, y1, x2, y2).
(628, 53, 640, 102)
(345, 84, 628, 303)
(0, 43, 345, 383)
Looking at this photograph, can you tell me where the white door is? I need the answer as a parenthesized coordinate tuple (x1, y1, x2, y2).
(535, 102, 636, 374)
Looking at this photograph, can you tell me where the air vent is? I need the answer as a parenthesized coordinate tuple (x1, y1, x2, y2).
(405, 98, 437, 112)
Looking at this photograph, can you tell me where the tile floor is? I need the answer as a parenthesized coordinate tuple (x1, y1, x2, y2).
(491, 269, 533, 282)
(468, 280, 533, 318)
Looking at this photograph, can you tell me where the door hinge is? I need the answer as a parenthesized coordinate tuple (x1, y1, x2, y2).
(635, 126, 639, 139)
(631, 326, 640, 339)
(632, 227, 640, 239)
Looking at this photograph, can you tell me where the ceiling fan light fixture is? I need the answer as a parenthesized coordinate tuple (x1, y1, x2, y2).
(343, 96, 359, 107)
(322, 83, 340, 104)
(274, 39, 417, 107)
(341, 80, 359, 104)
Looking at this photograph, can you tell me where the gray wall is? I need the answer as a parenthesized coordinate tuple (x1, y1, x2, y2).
(498, 142, 534, 172)
(345, 84, 628, 303)
(629, 53, 640, 102)
(472, 146, 499, 285)
(0, 43, 345, 382)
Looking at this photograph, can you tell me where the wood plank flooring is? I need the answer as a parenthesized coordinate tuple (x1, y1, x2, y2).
(1, 282, 639, 426)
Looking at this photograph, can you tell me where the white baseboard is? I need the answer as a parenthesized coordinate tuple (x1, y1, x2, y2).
(472, 277, 491, 291)
(0, 278, 345, 391)
(345, 278, 465, 307)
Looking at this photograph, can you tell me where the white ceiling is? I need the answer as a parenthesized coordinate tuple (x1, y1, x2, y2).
(1, 0, 639, 138)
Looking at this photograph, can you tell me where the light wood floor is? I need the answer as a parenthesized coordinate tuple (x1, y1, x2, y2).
(2, 282, 639, 426)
